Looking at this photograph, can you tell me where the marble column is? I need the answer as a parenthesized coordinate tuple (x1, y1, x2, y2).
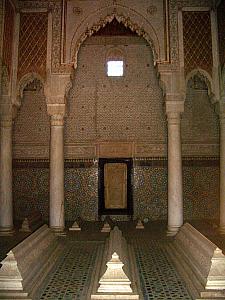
(219, 113, 225, 234)
(167, 111, 183, 236)
(49, 114, 65, 233)
(0, 116, 14, 235)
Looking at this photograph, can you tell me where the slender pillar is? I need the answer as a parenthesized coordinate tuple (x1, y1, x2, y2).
(167, 111, 183, 236)
(0, 116, 14, 235)
(219, 113, 225, 234)
(49, 114, 65, 233)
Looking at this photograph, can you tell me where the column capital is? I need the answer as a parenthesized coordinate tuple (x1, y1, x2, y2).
(0, 115, 13, 128)
(50, 114, 64, 126)
(165, 100, 184, 115)
(166, 99, 184, 125)
(167, 112, 181, 125)
(165, 93, 185, 103)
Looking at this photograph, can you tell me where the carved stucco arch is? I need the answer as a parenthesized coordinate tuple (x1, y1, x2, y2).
(17, 72, 45, 106)
(70, 5, 160, 69)
(185, 68, 216, 105)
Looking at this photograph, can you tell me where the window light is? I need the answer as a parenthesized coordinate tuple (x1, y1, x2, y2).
(107, 60, 124, 77)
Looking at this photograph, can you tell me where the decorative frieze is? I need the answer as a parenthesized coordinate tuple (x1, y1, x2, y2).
(13, 144, 49, 159)
(12, 142, 220, 159)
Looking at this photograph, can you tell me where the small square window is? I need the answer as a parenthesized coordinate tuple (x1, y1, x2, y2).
(107, 61, 124, 77)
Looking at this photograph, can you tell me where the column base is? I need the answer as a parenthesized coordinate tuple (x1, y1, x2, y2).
(218, 226, 225, 235)
(50, 226, 66, 236)
(0, 226, 14, 236)
(166, 225, 181, 237)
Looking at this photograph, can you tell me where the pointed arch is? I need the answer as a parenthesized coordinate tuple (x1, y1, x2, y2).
(185, 68, 216, 105)
(17, 73, 45, 106)
(70, 6, 160, 69)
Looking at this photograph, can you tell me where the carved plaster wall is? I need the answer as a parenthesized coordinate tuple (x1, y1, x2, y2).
(48, 0, 176, 75)
(65, 34, 167, 158)
(63, 0, 167, 65)
(0, 0, 221, 224)
(13, 85, 50, 159)
(181, 75, 219, 156)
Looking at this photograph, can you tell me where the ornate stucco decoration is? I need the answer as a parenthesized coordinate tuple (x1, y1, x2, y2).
(51, 1, 72, 74)
(50, 1, 176, 74)
(186, 69, 218, 106)
(17, 72, 45, 107)
(73, 7, 83, 16)
(177, 0, 213, 8)
(19, 1, 48, 10)
(147, 5, 157, 15)
(70, 10, 160, 69)
(168, 0, 179, 64)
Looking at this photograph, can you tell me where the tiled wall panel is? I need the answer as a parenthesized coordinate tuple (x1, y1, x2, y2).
(13, 161, 219, 222)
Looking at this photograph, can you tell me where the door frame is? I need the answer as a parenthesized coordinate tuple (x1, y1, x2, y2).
(98, 158, 133, 216)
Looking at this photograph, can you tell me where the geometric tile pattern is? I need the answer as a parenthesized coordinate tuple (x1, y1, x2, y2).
(66, 36, 167, 143)
(133, 166, 168, 220)
(64, 167, 98, 221)
(2, 0, 15, 75)
(183, 11, 213, 76)
(132, 238, 192, 300)
(39, 241, 102, 300)
(18, 13, 48, 80)
(12, 162, 219, 222)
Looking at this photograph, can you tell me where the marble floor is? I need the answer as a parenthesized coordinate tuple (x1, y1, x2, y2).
(0, 220, 224, 300)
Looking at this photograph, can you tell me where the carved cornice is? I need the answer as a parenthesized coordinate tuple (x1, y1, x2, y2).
(19, 1, 49, 10)
(177, 0, 213, 9)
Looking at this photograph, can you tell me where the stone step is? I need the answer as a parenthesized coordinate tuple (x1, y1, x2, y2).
(0, 290, 31, 299)
(199, 290, 225, 299)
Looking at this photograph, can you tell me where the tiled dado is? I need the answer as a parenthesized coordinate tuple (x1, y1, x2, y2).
(13, 159, 98, 221)
(12, 158, 219, 222)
